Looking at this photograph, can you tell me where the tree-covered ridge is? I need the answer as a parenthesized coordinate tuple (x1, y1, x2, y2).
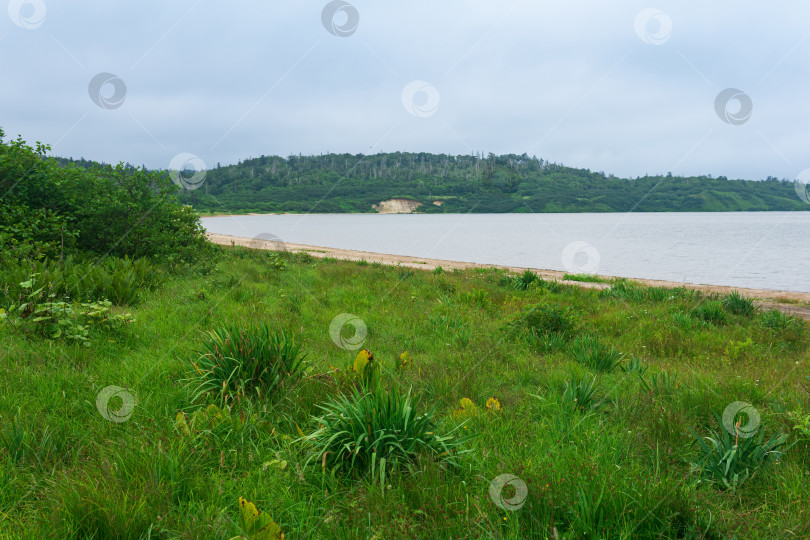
(165, 152, 806, 214)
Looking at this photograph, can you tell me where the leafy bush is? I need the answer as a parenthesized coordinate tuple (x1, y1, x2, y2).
(1, 278, 134, 345)
(691, 301, 727, 325)
(569, 335, 623, 372)
(304, 386, 469, 483)
(189, 323, 307, 404)
(690, 413, 791, 490)
(0, 128, 211, 267)
(722, 291, 757, 317)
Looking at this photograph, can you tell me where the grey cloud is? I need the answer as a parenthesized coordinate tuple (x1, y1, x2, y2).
(2, 0, 809, 181)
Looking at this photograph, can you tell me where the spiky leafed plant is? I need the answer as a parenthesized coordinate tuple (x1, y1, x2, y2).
(189, 322, 306, 404)
(562, 372, 600, 411)
(722, 290, 757, 317)
(304, 385, 470, 486)
(690, 412, 792, 490)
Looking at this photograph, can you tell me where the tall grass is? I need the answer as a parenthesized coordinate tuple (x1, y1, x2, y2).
(0, 256, 159, 305)
(304, 385, 469, 484)
(2, 246, 808, 538)
(569, 335, 624, 372)
(189, 322, 307, 404)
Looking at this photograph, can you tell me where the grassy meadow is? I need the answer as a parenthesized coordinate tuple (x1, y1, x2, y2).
(1, 246, 809, 539)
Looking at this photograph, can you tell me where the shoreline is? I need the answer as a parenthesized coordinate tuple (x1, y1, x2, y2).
(205, 232, 810, 319)
(199, 210, 810, 218)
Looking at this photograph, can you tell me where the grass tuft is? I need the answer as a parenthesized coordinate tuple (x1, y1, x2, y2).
(188, 322, 307, 404)
(304, 385, 469, 484)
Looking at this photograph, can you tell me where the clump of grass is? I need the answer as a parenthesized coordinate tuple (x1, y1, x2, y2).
(620, 356, 648, 376)
(758, 309, 803, 331)
(722, 291, 756, 317)
(599, 280, 648, 302)
(562, 373, 600, 411)
(459, 289, 489, 309)
(513, 303, 579, 338)
(641, 370, 680, 395)
(563, 273, 609, 283)
(690, 413, 791, 490)
(504, 269, 543, 290)
(189, 322, 307, 404)
(691, 301, 727, 325)
(0, 414, 65, 467)
(569, 335, 623, 372)
(304, 386, 469, 484)
(600, 280, 697, 303)
(529, 330, 567, 353)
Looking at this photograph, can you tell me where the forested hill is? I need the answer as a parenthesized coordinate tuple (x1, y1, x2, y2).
(62, 153, 807, 214)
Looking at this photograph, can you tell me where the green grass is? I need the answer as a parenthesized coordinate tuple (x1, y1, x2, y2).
(0, 245, 808, 538)
(562, 273, 610, 283)
(188, 322, 307, 405)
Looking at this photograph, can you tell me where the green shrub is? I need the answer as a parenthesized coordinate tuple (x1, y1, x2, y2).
(569, 335, 623, 372)
(691, 301, 727, 325)
(0, 129, 211, 267)
(513, 303, 579, 338)
(189, 323, 307, 404)
(304, 385, 469, 484)
(722, 291, 757, 317)
(690, 413, 791, 490)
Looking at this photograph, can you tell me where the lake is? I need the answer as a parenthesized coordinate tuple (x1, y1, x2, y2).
(201, 212, 810, 293)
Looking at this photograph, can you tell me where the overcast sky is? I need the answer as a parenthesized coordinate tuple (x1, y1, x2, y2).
(2, 1, 809, 180)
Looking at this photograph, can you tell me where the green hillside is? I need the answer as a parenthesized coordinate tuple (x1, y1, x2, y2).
(160, 152, 807, 214)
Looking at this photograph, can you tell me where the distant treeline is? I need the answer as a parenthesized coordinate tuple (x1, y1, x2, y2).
(53, 152, 808, 214)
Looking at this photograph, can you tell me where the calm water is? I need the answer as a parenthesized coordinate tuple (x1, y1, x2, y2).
(202, 212, 810, 293)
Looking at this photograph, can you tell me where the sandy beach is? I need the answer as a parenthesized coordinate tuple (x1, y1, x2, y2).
(206, 232, 810, 320)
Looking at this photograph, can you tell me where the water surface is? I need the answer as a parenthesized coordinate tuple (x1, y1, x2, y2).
(202, 212, 810, 293)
